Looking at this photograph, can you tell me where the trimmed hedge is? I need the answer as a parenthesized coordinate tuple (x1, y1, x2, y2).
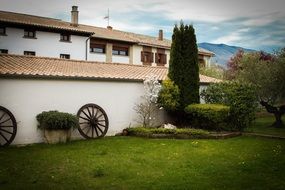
(126, 127, 209, 138)
(201, 81, 258, 131)
(185, 104, 230, 131)
(36, 111, 79, 130)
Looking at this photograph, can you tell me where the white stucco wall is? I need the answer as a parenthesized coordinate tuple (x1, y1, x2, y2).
(133, 45, 143, 65)
(165, 49, 170, 67)
(0, 27, 88, 60)
(88, 52, 106, 62)
(0, 78, 167, 145)
(199, 84, 208, 103)
(112, 55, 129, 64)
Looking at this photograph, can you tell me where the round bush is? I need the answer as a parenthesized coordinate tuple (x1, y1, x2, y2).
(185, 104, 230, 131)
(36, 111, 79, 130)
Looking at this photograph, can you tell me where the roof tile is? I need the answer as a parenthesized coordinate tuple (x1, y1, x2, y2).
(0, 54, 220, 83)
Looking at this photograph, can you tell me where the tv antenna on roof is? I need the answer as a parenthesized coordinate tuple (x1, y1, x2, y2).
(104, 8, 110, 26)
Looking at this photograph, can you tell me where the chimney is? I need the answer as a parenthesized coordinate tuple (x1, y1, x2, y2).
(71, 6, 79, 27)
(158, 29, 163, 41)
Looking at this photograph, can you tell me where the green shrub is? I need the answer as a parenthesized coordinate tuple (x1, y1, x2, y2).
(185, 104, 230, 131)
(158, 79, 180, 111)
(126, 127, 209, 137)
(201, 81, 258, 130)
(36, 111, 79, 130)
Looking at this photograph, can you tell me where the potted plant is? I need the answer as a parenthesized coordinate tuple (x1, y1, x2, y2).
(36, 111, 79, 144)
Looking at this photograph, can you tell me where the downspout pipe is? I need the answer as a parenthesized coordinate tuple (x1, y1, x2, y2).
(85, 34, 93, 61)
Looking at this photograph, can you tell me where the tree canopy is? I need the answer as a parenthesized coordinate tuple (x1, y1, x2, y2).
(226, 48, 285, 127)
(168, 22, 200, 110)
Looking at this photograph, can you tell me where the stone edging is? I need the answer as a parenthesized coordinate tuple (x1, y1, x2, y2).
(242, 133, 285, 139)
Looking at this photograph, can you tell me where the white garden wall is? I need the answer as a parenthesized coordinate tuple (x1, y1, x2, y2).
(0, 78, 165, 145)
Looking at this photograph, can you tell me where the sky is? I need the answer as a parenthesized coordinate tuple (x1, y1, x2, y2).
(0, 0, 285, 52)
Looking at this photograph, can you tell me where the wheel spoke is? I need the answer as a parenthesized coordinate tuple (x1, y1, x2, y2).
(94, 126, 99, 137)
(81, 125, 89, 132)
(94, 109, 99, 118)
(79, 121, 89, 125)
(86, 107, 92, 119)
(96, 113, 103, 119)
(91, 106, 95, 118)
(97, 119, 106, 122)
(81, 110, 90, 119)
(86, 126, 91, 136)
(97, 123, 106, 128)
(0, 131, 9, 142)
(91, 126, 94, 137)
(0, 125, 14, 128)
(79, 116, 90, 121)
(96, 125, 103, 134)
(0, 117, 11, 125)
(0, 112, 6, 121)
(0, 128, 13, 135)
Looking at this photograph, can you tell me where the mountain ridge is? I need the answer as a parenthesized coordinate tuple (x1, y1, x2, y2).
(198, 42, 256, 67)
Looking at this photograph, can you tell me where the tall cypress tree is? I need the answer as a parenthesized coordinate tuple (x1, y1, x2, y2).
(169, 22, 200, 111)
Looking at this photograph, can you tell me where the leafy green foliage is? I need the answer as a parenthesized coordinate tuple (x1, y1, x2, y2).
(126, 127, 209, 137)
(224, 49, 285, 127)
(185, 104, 230, 131)
(158, 79, 180, 111)
(225, 49, 244, 80)
(36, 111, 79, 130)
(226, 49, 285, 105)
(199, 65, 225, 80)
(168, 22, 200, 110)
(201, 82, 258, 130)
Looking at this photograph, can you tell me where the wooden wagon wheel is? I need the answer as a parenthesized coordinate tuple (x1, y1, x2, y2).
(77, 103, 109, 139)
(0, 106, 17, 146)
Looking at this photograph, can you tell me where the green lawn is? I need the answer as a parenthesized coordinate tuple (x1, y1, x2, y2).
(1, 136, 285, 190)
(246, 116, 285, 137)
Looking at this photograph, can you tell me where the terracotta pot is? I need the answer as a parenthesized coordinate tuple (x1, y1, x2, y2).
(43, 128, 71, 144)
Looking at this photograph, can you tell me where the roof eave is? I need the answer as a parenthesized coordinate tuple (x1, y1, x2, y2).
(0, 19, 94, 36)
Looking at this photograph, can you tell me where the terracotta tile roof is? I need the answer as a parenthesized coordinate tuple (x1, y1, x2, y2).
(0, 54, 220, 83)
(0, 10, 93, 35)
(199, 74, 222, 83)
(0, 10, 213, 55)
(0, 54, 167, 81)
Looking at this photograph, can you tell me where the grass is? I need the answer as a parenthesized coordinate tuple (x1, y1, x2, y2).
(246, 115, 285, 137)
(1, 136, 285, 189)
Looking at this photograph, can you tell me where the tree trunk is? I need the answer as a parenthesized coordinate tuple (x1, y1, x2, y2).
(273, 112, 283, 128)
(260, 101, 285, 128)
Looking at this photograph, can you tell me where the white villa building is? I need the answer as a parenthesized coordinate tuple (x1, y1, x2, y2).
(0, 6, 214, 67)
(0, 6, 218, 145)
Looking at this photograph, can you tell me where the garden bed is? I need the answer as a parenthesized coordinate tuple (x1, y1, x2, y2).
(123, 127, 241, 139)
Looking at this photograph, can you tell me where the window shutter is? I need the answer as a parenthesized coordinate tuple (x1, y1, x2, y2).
(141, 51, 144, 62)
(155, 53, 158, 63)
(163, 54, 167, 65)
(150, 52, 154, 63)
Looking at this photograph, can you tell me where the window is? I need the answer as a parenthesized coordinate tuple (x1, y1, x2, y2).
(60, 54, 70, 59)
(0, 27, 6, 35)
(60, 33, 71, 42)
(24, 29, 36, 38)
(112, 45, 128, 56)
(155, 48, 167, 66)
(24, 51, 36, 56)
(90, 44, 105, 54)
(141, 46, 153, 65)
(0, 49, 8, 54)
